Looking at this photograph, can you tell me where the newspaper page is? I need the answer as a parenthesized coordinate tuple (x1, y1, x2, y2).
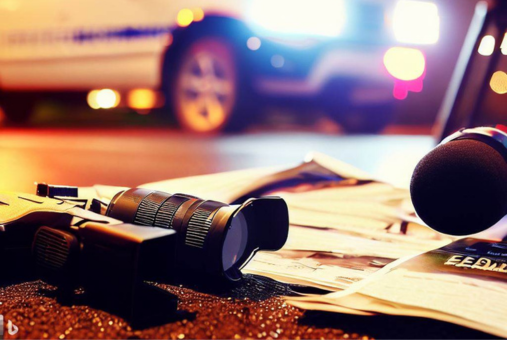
(289, 238, 507, 337)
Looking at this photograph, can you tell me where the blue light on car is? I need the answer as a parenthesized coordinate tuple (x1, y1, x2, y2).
(245, 0, 346, 38)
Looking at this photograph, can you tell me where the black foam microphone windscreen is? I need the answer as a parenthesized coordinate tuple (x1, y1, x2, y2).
(410, 138, 507, 235)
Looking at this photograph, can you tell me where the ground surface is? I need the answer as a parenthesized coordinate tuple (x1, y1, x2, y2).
(0, 277, 495, 339)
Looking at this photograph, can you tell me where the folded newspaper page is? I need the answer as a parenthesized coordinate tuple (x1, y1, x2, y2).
(288, 238, 507, 337)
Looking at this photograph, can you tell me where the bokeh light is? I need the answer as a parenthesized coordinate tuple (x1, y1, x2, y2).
(383, 47, 426, 81)
(177, 8, 194, 27)
(247, 37, 261, 51)
(192, 8, 204, 22)
(501, 33, 507, 55)
(246, 0, 346, 38)
(393, 0, 439, 45)
(271, 55, 285, 68)
(490, 71, 507, 94)
(87, 89, 120, 109)
(128, 89, 158, 110)
(164, 33, 173, 48)
(478, 35, 495, 56)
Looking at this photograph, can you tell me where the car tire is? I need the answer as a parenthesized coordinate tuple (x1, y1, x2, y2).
(328, 103, 395, 134)
(0, 93, 35, 124)
(165, 36, 252, 134)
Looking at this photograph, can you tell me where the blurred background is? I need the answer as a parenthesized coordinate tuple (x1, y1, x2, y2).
(0, 0, 504, 192)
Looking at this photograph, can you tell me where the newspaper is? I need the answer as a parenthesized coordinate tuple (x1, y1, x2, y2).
(288, 238, 507, 337)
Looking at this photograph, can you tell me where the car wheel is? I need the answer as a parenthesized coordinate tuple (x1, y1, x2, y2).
(327, 103, 395, 134)
(169, 37, 247, 134)
(0, 93, 35, 124)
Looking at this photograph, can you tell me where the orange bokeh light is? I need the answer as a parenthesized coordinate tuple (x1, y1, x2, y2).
(128, 89, 158, 110)
(490, 71, 507, 94)
(192, 8, 204, 22)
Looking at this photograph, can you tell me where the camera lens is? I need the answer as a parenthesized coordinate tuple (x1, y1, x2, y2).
(105, 188, 288, 283)
(222, 211, 248, 271)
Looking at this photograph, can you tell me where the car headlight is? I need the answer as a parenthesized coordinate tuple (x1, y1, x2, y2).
(393, 0, 440, 45)
(246, 0, 346, 38)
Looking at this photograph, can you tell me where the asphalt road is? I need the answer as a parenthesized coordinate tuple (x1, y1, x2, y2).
(0, 126, 435, 194)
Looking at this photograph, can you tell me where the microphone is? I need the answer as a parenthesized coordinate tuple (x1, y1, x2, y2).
(410, 126, 507, 235)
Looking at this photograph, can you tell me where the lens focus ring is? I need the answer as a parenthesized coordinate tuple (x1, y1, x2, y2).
(134, 191, 170, 226)
(185, 208, 214, 248)
(154, 199, 182, 229)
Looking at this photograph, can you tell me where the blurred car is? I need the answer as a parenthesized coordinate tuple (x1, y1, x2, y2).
(0, 0, 440, 133)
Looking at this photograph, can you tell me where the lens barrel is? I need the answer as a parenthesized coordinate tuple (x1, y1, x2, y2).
(105, 188, 289, 282)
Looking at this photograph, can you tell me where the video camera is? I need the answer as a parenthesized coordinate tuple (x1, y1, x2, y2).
(0, 184, 289, 326)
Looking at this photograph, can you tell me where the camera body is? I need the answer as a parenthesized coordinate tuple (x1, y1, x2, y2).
(34, 223, 179, 326)
(0, 191, 179, 325)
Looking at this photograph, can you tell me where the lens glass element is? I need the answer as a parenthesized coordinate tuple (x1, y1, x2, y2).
(222, 211, 249, 271)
